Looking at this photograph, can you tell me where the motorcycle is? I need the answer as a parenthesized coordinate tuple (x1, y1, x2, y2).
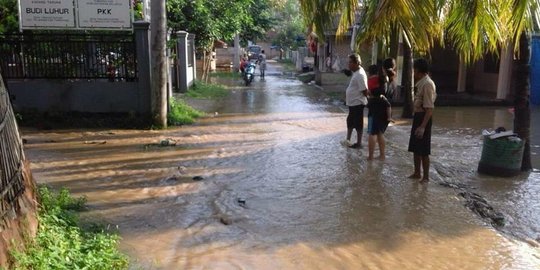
(243, 61, 256, 86)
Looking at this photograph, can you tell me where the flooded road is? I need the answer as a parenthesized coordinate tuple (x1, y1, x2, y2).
(23, 61, 540, 269)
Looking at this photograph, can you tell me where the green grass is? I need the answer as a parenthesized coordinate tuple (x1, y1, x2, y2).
(168, 98, 204, 125)
(186, 81, 228, 99)
(10, 186, 129, 270)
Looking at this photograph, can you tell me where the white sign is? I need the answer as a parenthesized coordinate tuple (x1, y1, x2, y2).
(77, 0, 132, 29)
(19, 0, 76, 28)
(18, 0, 132, 30)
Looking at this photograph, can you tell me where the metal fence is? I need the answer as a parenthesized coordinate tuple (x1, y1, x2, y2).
(0, 33, 138, 81)
(0, 73, 25, 228)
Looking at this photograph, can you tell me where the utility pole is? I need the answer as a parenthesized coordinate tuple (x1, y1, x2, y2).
(150, 0, 167, 127)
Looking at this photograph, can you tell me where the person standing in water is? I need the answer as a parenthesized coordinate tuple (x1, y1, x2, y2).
(257, 50, 267, 78)
(408, 58, 437, 183)
(367, 87, 392, 160)
(342, 54, 368, 149)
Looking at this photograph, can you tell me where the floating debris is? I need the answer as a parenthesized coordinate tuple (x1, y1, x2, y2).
(160, 138, 177, 146)
(164, 176, 179, 183)
(84, 140, 107, 144)
(220, 217, 231, 225)
(237, 198, 246, 207)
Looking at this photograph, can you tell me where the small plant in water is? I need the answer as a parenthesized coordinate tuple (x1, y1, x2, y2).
(10, 186, 129, 270)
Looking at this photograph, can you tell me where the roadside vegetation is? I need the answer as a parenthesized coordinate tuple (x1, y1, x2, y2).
(168, 98, 204, 125)
(10, 186, 129, 270)
(186, 80, 229, 99)
(168, 80, 230, 125)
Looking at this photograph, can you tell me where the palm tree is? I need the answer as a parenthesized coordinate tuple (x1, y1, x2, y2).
(299, 0, 443, 118)
(299, 0, 538, 170)
(508, 0, 539, 170)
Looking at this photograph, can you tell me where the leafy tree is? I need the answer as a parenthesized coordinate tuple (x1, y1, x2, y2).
(167, 0, 253, 80)
(239, 0, 275, 44)
(271, 0, 305, 49)
(0, 0, 18, 34)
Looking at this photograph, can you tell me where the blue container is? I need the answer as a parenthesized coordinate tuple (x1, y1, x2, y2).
(532, 36, 540, 105)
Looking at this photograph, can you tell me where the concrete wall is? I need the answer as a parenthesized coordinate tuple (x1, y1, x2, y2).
(176, 31, 197, 92)
(473, 60, 499, 96)
(215, 47, 236, 67)
(9, 80, 140, 112)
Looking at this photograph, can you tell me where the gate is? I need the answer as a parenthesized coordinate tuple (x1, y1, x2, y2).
(0, 73, 25, 228)
(0, 33, 138, 81)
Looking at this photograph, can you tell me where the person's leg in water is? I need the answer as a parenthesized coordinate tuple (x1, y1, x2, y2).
(408, 154, 422, 179)
(346, 128, 353, 144)
(351, 106, 364, 148)
(420, 155, 430, 183)
(353, 127, 362, 148)
(376, 133, 385, 160)
(367, 134, 376, 160)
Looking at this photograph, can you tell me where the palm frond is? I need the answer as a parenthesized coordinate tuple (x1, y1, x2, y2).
(445, 0, 507, 63)
(355, 0, 441, 53)
(511, 0, 540, 48)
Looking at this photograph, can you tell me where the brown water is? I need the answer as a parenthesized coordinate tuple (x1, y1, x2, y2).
(23, 62, 540, 269)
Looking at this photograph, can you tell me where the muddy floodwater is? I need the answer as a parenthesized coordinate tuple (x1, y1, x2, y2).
(23, 62, 540, 269)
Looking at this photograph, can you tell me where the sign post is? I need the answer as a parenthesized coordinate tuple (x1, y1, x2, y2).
(77, 0, 132, 29)
(19, 0, 76, 30)
(18, 0, 133, 30)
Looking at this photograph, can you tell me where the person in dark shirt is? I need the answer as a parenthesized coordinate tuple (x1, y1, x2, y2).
(367, 87, 393, 160)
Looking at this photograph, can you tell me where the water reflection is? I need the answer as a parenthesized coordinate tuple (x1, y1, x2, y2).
(23, 62, 540, 269)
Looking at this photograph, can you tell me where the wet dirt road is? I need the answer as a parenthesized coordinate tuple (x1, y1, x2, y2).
(23, 61, 540, 269)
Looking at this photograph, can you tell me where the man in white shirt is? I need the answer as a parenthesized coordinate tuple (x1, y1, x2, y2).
(343, 54, 368, 148)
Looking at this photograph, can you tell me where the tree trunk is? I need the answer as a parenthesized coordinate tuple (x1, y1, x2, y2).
(150, 0, 168, 128)
(401, 41, 414, 118)
(201, 47, 213, 83)
(203, 49, 212, 83)
(389, 25, 399, 59)
(513, 32, 532, 171)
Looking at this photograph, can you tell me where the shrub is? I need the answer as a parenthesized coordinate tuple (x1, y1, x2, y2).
(10, 186, 129, 270)
(168, 98, 204, 125)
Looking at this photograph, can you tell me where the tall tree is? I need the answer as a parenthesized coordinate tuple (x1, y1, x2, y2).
(271, 0, 305, 49)
(0, 0, 18, 34)
(508, 0, 539, 170)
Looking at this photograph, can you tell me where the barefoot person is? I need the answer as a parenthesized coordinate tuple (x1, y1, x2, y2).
(367, 87, 392, 160)
(408, 59, 437, 183)
(343, 54, 368, 148)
